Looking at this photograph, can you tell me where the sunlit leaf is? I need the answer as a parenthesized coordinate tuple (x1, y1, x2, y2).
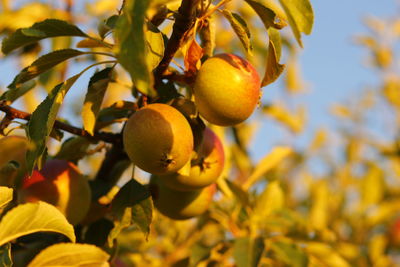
(244, 146, 292, 189)
(26, 74, 81, 173)
(268, 27, 282, 60)
(184, 39, 204, 74)
(383, 78, 400, 107)
(262, 40, 285, 86)
(0, 202, 75, 246)
(82, 67, 113, 135)
(115, 0, 156, 97)
(2, 19, 87, 54)
(366, 200, 400, 226)
(278, 0, 313, 47)
(27, 243, 109, 267)
(76, 38, 109, 48)
(222, 10, 252, 54)
(368, 234, 388, 264)
(146, 22, 165, 70)
(361, 163, 385, 208)
(263, 104, 306, 133)
(309, 180, 329, 231)
(0, 187, 13, 211)
(253, 180, 284, 221)
(305, 242, 351, 267)
(285, 57, 305, 93)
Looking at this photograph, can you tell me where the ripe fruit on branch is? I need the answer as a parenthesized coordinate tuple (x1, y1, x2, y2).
(150, 176, 216, 220)
(0, 136, 28, 187)
(123, 103, 194, 175)
(160, 127, 224, 191)
(193, 53, 261, 126)
(18, 159, 91, 225)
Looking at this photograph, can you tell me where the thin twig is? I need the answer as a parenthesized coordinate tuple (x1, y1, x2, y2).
(0, 101, 121, 144)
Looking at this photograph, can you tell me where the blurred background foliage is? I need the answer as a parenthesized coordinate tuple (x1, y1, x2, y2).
(0, 0, 400, 266)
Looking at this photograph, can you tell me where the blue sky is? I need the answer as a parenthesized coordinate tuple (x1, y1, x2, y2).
(250, 0, 397, 161)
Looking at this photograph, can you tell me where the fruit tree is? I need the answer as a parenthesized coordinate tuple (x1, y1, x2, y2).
(1, 0, 400, 266)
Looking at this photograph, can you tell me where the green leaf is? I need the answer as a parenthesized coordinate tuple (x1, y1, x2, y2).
(0, 244, 12, 267)
(0, 80, 36, 103)
(98, 15, 120, 39)
(55, 137, 92, 163)
(0, 187, 13, 211)
(26, 74, 81, 173)
(108, 208, 132, 247)
(146, 22, 165, 70)
(233, 237, 264, 267)
(278, 0, 314, 47)
(271, 241, 308, 267)
(115, 0, 156, 97)
(82, 67, 113, 135)
(244, 0, 287, 30)
(96, 101, 137, 130)
(27, 243, 110, 267)
(225, 179, 249, 207)
(111, 179, 153, 240)
(262, 40, 285, 87)
(189, 243, 211, 267)
(0, 202, 76, 246)
(221, 10, 252, 54)
(2, 19, 88, 54)
(6, 49, 84, 90)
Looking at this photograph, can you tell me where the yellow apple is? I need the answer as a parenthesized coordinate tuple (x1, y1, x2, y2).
(160, 127, 224, 191)
(123, 103, 194, 175)
(194, 53, 261, 126)
(150, 175, 216, 220)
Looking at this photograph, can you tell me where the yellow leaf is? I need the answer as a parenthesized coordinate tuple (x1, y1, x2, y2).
(383, 77, 400, 107)
(368, 234, 388, 264)
(305, 242, 351, 267)
(309, 180, 329, 231)
(330, 104, 351, 118)
(360, 163, 385, 208)
(366, 200, 400, 225)
(285, 58, 306, 93)
(253, 180, 284, 221)
(28, 243, 110, 267)
(244, 146, 292, 189)
(263, 104, 306, 134)
(309, 128, 327, 151)
(0, 202, 75, 246)
(0, 186, 13, 211)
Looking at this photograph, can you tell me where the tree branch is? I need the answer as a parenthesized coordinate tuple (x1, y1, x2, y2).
(154, 0, 200, 86)
(0, 101, 121, 144)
